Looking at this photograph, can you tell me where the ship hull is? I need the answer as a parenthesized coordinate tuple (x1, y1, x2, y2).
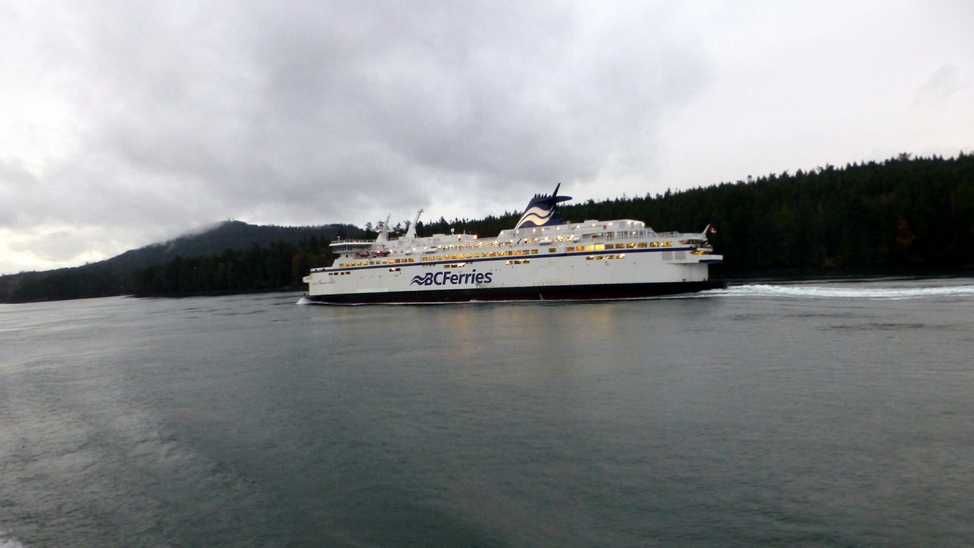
(306, 203, 725, 306)
(303, 279, 726, 304)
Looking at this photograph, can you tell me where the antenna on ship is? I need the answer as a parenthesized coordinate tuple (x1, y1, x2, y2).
(404, 209, 423, 239)
(375, 214, 392, 242)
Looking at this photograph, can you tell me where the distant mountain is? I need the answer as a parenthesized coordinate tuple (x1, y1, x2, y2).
(3, 153, 972, 303)
(103, 220, 360, 272)
(0, 221, 364, 303)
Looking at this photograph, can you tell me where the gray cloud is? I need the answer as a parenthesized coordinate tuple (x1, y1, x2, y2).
(25, 2, 701, 214)
(1, 1, 971, 274)
(915, 64, 969, 107)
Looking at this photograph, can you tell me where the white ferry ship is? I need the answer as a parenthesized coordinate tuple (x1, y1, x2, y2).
(303, 185, 724, 304)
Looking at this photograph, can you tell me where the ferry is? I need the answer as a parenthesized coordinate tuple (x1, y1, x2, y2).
(302, 185, 724, 304)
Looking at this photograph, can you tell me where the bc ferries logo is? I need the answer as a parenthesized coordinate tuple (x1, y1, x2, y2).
(411, 270, 493, 286)
(513, 183, 573, 229)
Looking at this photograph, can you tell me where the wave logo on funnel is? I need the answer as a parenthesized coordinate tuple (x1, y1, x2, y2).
(514, 183, 572, 229)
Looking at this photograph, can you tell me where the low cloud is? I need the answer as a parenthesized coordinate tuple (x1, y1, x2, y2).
(2, 1, 972, 274)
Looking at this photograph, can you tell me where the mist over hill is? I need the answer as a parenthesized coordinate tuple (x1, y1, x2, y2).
(103, 221, 358, 271)
(0, 221, 362, 302)
(2, 153, 972, 303)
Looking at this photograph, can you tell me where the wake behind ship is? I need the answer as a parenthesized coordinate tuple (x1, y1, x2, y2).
(303, 185, 725, 304)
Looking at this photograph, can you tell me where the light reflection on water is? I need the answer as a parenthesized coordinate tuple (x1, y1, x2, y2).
(1, 279, 973, 546)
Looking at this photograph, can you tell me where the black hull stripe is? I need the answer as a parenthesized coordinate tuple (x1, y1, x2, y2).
(304, 281, 727, 304)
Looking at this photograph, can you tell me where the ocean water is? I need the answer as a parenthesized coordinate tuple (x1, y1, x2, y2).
(2, 278, 973, 547)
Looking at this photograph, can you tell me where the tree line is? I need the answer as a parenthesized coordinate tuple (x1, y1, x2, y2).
(2, 153, 971, 303)
(420, 153, 974, 271)
(1, 236, 337, 302)
(133, 237, 334, 296)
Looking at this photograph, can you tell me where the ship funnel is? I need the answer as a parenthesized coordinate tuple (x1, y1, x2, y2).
(514, 184, 572, 229)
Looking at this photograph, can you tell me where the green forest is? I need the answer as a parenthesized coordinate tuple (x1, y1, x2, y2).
(133, 238, 333, 297)
(420, 153, 974, 271)
(0, 223, 355, 303)
(2, 153, 972, 303)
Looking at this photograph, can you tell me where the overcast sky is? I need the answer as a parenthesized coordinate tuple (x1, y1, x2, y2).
(1, 1, 972, 274)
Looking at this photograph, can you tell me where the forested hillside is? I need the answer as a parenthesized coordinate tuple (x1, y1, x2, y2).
(0, 222, 360, 302)
(421, 153, 974, 270)
(133, 238, 335, 297)
(2, 153, 971, 303)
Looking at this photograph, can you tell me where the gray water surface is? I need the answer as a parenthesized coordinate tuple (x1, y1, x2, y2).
(2, 279, 973, 546)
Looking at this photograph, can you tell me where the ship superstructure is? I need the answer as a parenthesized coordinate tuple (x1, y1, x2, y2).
(303, 185, 724, 304)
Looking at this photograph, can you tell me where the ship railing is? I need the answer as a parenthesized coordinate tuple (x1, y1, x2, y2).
(330, 239, 373, 246)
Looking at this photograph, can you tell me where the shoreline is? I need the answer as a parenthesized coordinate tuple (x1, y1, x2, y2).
(5, 267, 974, 304)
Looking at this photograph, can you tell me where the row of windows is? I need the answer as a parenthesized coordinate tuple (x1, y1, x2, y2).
(338, 240, 677, 269)
(426, 234, 588, 250)
(330, 253, 629, 275)
(519, 236, 575, 244)
(330, 252, 640, 274)
(614, 230, 646, 238)
(438, 236, 671, 252)
(565, 241, 671, 252)
(431, 241, 511, 251)
(338, 258, 417, 268)
(329, 266, 402, 276)
(422, 249, 540, 261)
(585, 230, 650, 240)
